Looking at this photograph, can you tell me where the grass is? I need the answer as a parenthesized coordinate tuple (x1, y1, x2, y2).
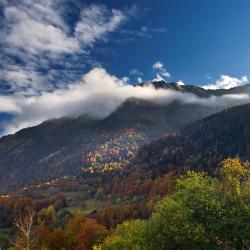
(60, 198, 107, 215)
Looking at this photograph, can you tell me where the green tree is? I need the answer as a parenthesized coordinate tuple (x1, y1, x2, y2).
(98, 158, 250, 250)
(95, 220, 151, 250)
(218, 158, 250, 248)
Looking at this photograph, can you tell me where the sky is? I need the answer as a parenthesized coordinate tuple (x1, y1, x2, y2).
(0, 0, 250, 135)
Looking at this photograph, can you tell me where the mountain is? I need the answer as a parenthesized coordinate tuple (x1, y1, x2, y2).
(0, 99, 219, 194)
(1, 94, 250, 248)
(147, 80, 250, 97)
(99, 102, 250, 200)
(142, 81, 211, 97)
(0, 83, 249, 194)
(18, 101, 250, 205)
(134, 102, 250, 174)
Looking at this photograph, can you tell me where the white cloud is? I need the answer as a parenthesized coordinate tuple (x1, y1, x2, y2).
(137, 77, 143, 83)
(3, 2, 78, 55)
(0, 66, 45, 93)
(202, 75, 248, 90)
(75, 5, 125, 47)
(130, 69, 144, 83)
(0, 96, 20, 113)
(153, 61, 164, 70)
(152, 61, 170, 81)
(153, 74, 165, 82)
(2, 68, 250, 135)
(0, 1, 127, 95)
(130, 69, 143, 76)
(119, 26, 166, 41)
(121, 77, 130, 83)
(177, 80, 185, 86)
(3, 2, 125, 55)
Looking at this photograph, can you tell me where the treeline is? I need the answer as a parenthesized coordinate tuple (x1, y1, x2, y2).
(98, 158, 250, 249)
(3, 158, 250, 249)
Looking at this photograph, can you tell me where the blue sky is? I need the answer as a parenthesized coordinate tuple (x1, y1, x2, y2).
(111, 0, 250, 84)
(85, 0, 250, 84)
(0, 0, 250, 135)
(101, 0, 249, 84)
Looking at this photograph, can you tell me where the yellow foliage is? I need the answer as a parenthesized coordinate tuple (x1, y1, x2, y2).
(220, 157, 250, 199)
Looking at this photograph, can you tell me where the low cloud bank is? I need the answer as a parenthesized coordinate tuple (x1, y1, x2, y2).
(1, 68, 250, 135)
(202, 75, 248, 90)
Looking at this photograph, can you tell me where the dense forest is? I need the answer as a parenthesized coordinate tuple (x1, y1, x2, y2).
(0, 96, 220, 194)
(1, 102, 250, 249)
(2, 83, 250, 194)
(1, 158, 250, 249)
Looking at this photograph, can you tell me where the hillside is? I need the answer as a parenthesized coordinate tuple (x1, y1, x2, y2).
(1, 101, 250, 249)
(134, 103, 250, 178)
(12, 103, 250, 204)
(140, 103, 250, 168)
(0, 83, 250, 194)
(0, 97, 219, 193)
(85, 103, 250, 201)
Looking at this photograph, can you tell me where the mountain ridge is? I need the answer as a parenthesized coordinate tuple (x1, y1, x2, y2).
(0, 83, 250, 193)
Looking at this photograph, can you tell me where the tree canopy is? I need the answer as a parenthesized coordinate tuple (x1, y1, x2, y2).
(98, 158, 250, 250)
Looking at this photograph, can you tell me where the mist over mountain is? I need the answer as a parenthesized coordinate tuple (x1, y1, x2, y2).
(1, 68, 250, 136)
(0, 83, 250, 194)
(85, 102, 250, 201)
(134, 102, 250, 175)
(1, 1, 250, 248)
